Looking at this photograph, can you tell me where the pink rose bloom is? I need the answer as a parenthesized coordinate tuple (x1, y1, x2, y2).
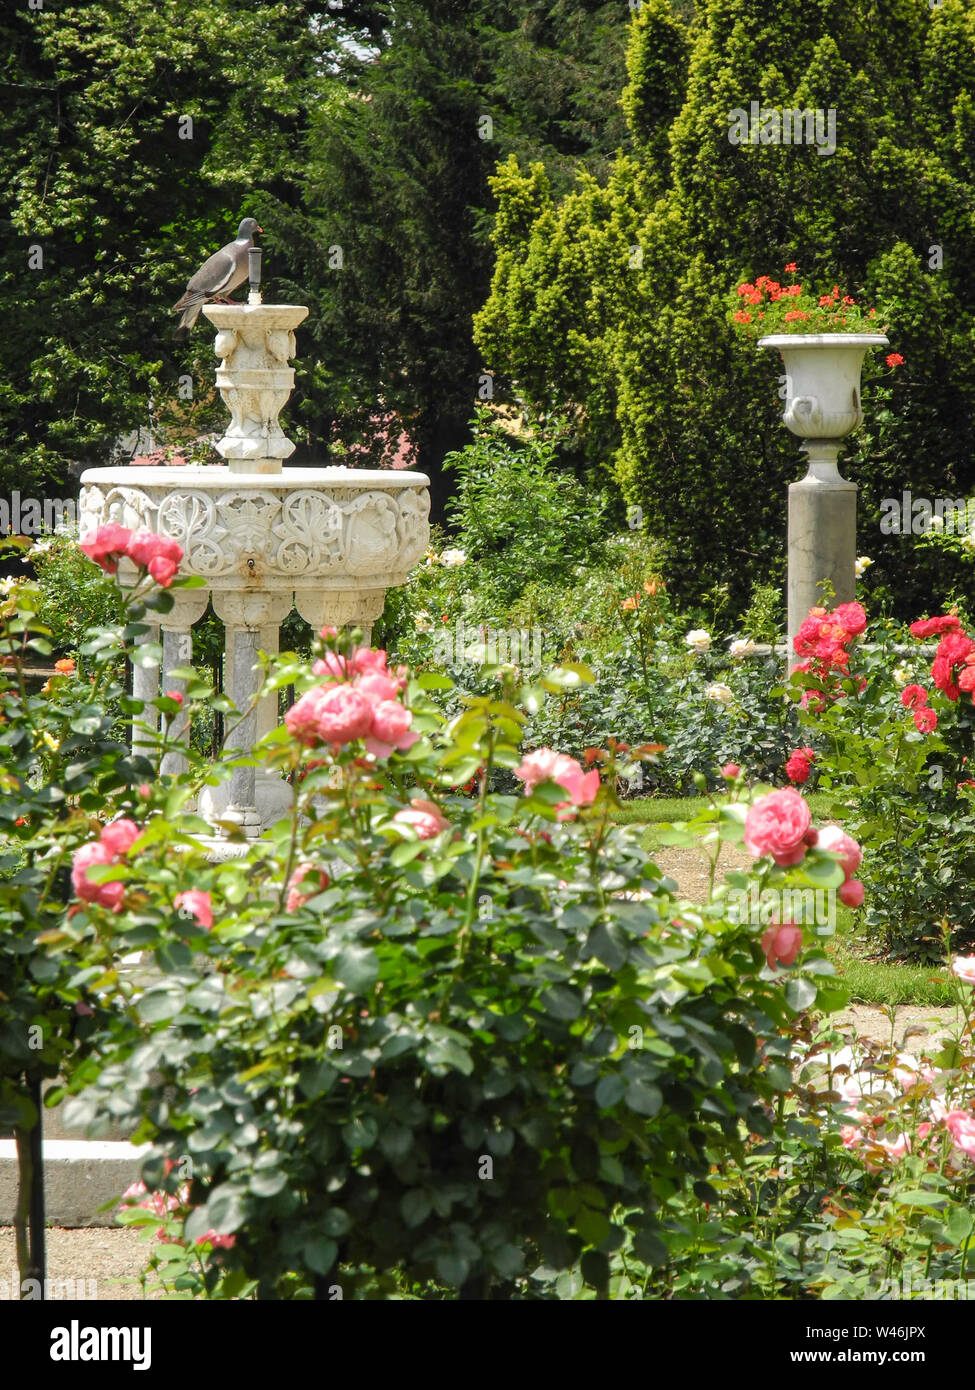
(147, 554, 179, 587)
(838, 878, 864, 908)
(841, 1126, 864, 1150)
(285, 686, 328, 744)
(175, 889, 213, 930)
(352, 647, 390, 677)
(951, 955, 975, 985)
(99, 818, 141, 858)
(316, 685, 376, 744)
(71, 842, 125, 912)
(512, 748, 563, 793)
(834, 602, 867, 636)
(286, 863, 331, 913)
(744, 789, 811, 866)
(126, 529, 183, 569)
(286, 684, 375, 746)
(312, 652, 353, 682)
(816, 825, 862, 879)
(195, 1230, 236, 1249)
(356, 670, 402, 704)
(164, 689, 184, 707)
(944, 1110, 975, 1158)
(513, 749, 600, 808)
(721, 763, 740, 779)
(785, 750, 813, 784)
(79, 524, 133, 574)
(365, 700, 418, 758)
(392, 798, 448, 841)
(877, 1132, 911, 1160)
(761, 922, 803, 970)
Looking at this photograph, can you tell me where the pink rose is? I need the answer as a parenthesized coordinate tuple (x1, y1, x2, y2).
(721, 763, 740, 779)
(147, 555, 179, 587)
(355, 670, 402, 704)
(79, 524, 133, 575)
(175, 889, 213, 930)
(877, 1132, 911, 1160)
(513, 749, 600, 808)
(951, 955, 975, 985)
(99, 818, 142, 858)
(816, 825, 862, 879)
(392, 798, 448, 841)
(164, 689, 184, 707)
(744, 789, 811, 866)
(70, 842, 125, 912)
(286, 863, 331, 913)
(841, 1125, 864, 1150)
(312, 652, 353, 681)
(195, 1230, 236, 1249)
(286, 684, 375, 747)
(365, 700, 418, 759)
(126, 529, 183, 569)
(512, 748, 564, 793)
(834, 602, 867, 636)
(838, 878, 864, 908)
(761, 922, 803, 970)
(944, 1110, 975, 1158)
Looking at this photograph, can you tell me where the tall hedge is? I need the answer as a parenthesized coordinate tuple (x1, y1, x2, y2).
(475, 0, 975, 617)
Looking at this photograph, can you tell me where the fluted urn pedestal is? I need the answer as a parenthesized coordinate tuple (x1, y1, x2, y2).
(758, 333, 888, 662)
(79, 303, 430, 844)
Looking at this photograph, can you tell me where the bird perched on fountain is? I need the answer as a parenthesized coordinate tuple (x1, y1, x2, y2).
(172, 217, 262, 341)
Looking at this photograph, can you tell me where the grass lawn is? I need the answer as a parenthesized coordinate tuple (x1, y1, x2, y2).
(611, 794, 955, 1008)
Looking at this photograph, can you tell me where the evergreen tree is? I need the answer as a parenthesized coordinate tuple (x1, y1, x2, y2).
(476, 0, 975, 616)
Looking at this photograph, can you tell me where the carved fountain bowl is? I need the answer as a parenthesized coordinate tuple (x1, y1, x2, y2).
(79, 465, 431, 628)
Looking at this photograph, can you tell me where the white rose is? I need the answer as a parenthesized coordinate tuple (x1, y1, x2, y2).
(705, 683, 734, 705)
(892, 665, 910, 687)
(854, 555, 873, 576)
(729, 637, 758, 659)
(440, 548, 466, 567)
(685, 628, 711, 654)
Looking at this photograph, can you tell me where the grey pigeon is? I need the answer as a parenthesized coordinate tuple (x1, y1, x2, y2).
(172, 217, 262, 341)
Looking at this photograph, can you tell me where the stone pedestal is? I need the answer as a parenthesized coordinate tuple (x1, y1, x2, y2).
(787, 441, 857, 652)
(80, 302, 431, 841)
(758, 333, 888, 665)
(80, 464, 430, 833)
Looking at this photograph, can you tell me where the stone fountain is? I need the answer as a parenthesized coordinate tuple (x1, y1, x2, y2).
(79, 277, 430, 842)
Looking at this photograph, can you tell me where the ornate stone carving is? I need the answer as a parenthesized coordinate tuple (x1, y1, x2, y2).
(202, 304, 309, 468)
(78, 470, 431, 593)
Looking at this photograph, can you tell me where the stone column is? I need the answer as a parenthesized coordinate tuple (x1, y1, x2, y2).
(211, 592, 293, 838)
(787, 440, 857, 661)
(159, 592, 210, 778)
(131, 621, 160, 754)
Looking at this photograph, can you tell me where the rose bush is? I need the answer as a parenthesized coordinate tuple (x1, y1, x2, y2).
(786, 602, 975, 959)
(0, 536, 848, 1299)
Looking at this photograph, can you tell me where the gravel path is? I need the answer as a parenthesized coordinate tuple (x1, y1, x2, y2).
(0, 1225, 156, 1301)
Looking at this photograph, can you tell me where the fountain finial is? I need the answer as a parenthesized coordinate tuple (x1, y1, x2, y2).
(202, 301, 308, 475)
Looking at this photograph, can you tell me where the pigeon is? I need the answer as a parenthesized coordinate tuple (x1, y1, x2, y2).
(172, 217, 262, 341)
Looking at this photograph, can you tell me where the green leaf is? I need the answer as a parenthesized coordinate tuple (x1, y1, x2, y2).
(303, 1236, 338, 1276)
(135, 985, 185, 1022)
(540, 984, 582, 1020)
(624, 1081, 662, 1117)
(333, 945, 379, 993)
(580, 1249, 609, 1291)
(400, 1189, 432, 1228)
(594, 1074, 626, 1108)
(785, 977, 817, 1012)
